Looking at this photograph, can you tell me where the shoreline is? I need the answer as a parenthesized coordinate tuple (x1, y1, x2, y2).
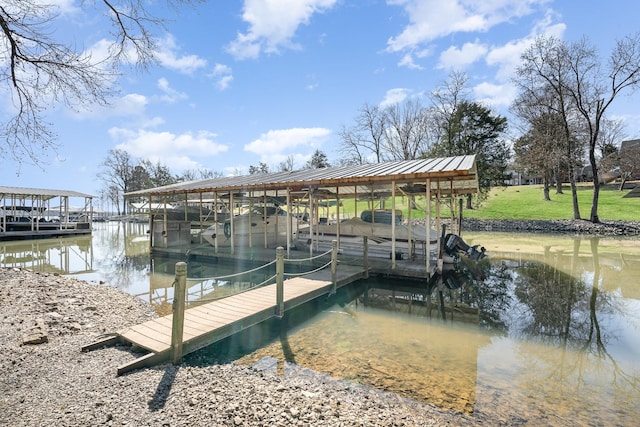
(0, 267, 475, 426)
(444, 218, 640, 237)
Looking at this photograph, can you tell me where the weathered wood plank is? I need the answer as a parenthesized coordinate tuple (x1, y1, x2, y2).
(81, 334, 121, 352)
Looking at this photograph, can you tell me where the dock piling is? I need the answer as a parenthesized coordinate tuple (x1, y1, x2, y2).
(363, 236, 369, 279)
(331, 240, 338, 294)
(276, 247, 284, 317)
(171, 262, 187, 364)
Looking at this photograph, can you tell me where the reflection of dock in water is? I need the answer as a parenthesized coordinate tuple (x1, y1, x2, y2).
(363, 286, 480, 324)
(0, 236, 94, 275)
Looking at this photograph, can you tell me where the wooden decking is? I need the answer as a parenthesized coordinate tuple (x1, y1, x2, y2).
(83, 265, 367, 375)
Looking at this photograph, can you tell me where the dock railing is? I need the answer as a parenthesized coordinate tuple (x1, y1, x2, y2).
(170, 241, 339, 363)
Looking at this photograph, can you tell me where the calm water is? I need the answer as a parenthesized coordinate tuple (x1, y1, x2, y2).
(2, 222, 639, 425)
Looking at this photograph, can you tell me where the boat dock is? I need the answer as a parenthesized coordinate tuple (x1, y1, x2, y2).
(1, 186, 94, 241)
(84, 248, 367, 375)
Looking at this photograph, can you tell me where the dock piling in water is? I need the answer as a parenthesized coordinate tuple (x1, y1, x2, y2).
(276, 247, 284, 318)
(171, 262, 187, 364)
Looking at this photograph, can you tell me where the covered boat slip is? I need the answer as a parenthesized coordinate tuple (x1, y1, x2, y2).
(125, 156, 480, 274)
(0, 186, 94, 241)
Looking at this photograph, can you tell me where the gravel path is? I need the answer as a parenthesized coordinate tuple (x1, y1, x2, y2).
(0, 268, 474, 426)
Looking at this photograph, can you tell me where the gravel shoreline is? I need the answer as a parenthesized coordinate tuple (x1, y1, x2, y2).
(0, 268, 474, 426)
(460, 218, 640, 236)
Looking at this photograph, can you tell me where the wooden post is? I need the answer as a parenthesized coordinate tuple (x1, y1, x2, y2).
(230, 192, 235, 254)
(276, 246, 284, 317)
(286, 188, 292, 257)
(171, 262, 187, 365)
(426, 178, 431, 276)
(391, 180, 396, 269)
(363, 236, 369, 279)
(458, 197, 463, 237)
(331, 239, 338, 294)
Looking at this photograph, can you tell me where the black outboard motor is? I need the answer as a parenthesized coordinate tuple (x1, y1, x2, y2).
(444, 234, 487, 261)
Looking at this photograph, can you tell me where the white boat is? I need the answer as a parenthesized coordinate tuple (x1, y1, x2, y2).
(200, 206, 298, 248)
(297, 210, 437, 259)
(297, 209, 487, 262)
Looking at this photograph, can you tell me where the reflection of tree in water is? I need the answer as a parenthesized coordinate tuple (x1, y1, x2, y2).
(512, 239, 619, 349)
(94, 223, 150, 291)
(472, 261, 512, 333)
(510, 239, 639, 420)
(513, 262, 593, 342)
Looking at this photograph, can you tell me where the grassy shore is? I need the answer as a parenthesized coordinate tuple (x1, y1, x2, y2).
(327, 182, 639, 222)
(463, 183, 640, 221)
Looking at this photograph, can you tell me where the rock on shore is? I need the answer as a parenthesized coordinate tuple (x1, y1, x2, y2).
(461, 218, 640, 236)
(0, 268, 473, 426)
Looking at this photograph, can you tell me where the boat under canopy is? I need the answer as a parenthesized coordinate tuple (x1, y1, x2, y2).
(125, 156, 484, 273)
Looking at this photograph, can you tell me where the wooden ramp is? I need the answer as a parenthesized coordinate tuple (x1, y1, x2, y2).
(83, 265, 367, 375)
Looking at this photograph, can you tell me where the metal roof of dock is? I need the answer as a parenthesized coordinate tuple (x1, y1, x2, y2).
(0, 186, 93, 200)
(125, 155, 479, 198)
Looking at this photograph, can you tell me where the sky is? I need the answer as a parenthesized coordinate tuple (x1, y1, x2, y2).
(2, 0, 640, 199)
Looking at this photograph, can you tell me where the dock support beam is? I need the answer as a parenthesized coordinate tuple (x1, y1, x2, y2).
(276, 247, 284, 317)
(331, 240, 338, 294)
(363, 236, 369, 279)
(171, 262, 187, 365)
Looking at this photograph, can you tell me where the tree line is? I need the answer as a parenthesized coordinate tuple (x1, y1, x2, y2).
(97, 149, 221, 215)
(98, 148, 332, 215)
(337, 71, 510, 209)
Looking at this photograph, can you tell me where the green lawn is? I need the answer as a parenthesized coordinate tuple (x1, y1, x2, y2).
(329, 183, 639, 222)
(463, 183, 640, 221)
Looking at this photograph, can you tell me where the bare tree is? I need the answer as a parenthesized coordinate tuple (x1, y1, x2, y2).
(180, 168, 222, 181)
(98, 149, 134, 215)
(564, 34, 640, 222)
(278, 155, 296, 172)
(338, 103, 386, 164)
(382, 98, 433, 161)
(517, 33, 640, 222)
(430, 70, 470, 153)
(596, 118, 626, 183)
(0, 0, 202, 168)
(515, 36, 586, 220)
(512, 109, 566, 200)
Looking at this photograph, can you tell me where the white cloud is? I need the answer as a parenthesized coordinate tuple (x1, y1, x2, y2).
(227, 0, 338, 60)
(70, 93, 148, 120)
(398, 53, 422, 70)
(379, 88, 410, 108)
(438, 41, 488, 69)
(155, 35, 207, 74)
(484, 14, 566, 82)
(211, 64, 234, 91)
(110, 128, 229, 171)
(157, 78, 188, 103)
(473, 81, 517, 107)
(386, 0, 547, 52)
(244, 127, 331, 165)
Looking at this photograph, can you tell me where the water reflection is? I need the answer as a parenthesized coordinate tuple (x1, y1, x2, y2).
(4, 224, 639, 424)
(0, 234, 94, 274)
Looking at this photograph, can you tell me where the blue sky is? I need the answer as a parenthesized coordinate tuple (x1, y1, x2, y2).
(2, 0, 640, 197)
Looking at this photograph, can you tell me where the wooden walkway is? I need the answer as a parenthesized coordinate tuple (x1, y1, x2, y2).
(83, 265, 367, 375)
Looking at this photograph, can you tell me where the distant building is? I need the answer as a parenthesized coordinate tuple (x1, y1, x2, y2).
(503, 167, 542, 186)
